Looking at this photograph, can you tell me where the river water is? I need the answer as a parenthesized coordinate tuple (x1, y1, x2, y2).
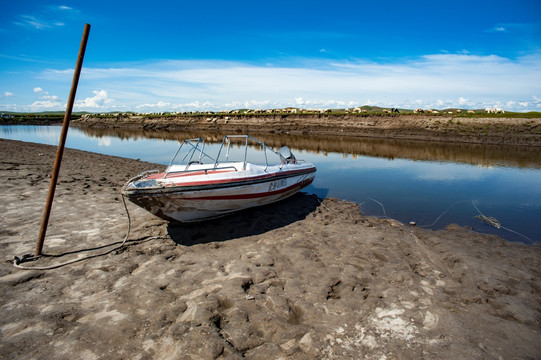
(1, 125, 540, 244)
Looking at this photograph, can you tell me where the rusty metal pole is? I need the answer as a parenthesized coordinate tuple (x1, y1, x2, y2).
(35, 23, 91, 257)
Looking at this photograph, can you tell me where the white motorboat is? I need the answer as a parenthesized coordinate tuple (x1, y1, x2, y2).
(122, 135, 316, 222)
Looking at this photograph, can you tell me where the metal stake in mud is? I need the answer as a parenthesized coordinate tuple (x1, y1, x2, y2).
(35, 23, 91, 257)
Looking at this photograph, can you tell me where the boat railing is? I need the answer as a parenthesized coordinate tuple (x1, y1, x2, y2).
(164, 135, 298, 177)
(215, 135, 284, 172)
(164, 138, 216, 178)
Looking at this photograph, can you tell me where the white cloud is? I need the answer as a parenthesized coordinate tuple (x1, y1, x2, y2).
(485, 25, 507, 33)
(16, 53, 541, 112)
(14, 15, 51, 30)
(458, 97, 470, 105)
(30, 99, 62, 111)
(13, 5, 78, 30)
(134, 100, 172, 110)
(28, 87, 60, 103)
(74, 90, 113, 109)
(3, 91, 14, 97)
(97, 137, 112, 147)
(416, 165, 486, 181)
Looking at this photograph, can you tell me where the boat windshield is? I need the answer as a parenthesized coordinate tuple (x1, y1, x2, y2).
(279, 146, 296, 164)
(166, 138, 215, 168)
(215, 135, 288, 170)
(165, 135, 299, 176)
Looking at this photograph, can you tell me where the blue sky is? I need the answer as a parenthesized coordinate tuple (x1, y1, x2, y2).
(1, 0, 540, 112)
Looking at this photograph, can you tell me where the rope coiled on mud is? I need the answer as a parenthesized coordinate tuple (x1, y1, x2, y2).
(12, 193, 164, 270)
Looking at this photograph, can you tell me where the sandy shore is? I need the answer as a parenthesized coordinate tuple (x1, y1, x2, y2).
(1, 138, 540, 359)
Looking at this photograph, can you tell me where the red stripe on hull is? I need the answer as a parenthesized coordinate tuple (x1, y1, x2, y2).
(160, 167, 315, 188)
(183, 177, 314, 200)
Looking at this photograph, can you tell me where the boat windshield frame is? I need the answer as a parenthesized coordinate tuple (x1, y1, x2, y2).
(164, 135, 294, 178)
(215, 135, 284, 171)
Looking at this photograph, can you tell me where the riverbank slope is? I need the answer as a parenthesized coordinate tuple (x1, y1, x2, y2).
(1, 139, 540, 359)
(72, 113, 541, 146)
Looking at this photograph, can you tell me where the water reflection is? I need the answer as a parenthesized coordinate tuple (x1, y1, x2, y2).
(78, 126, 541, 169)
(1, 125, 540, 243)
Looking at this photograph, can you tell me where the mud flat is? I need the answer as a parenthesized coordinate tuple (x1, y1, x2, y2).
(1, 138, 540, 359)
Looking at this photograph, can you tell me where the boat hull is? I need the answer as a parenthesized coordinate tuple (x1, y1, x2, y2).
(124, 169, 315, 222)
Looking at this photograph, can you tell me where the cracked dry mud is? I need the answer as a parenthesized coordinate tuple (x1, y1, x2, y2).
(1, 139, 540, 359)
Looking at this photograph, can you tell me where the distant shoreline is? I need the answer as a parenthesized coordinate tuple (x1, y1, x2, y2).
(2, 113, 540, 146)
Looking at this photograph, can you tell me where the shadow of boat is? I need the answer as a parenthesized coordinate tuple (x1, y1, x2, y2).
(167, 192, 322, 246)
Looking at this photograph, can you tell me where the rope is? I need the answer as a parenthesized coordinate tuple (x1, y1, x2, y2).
(12, 193, 165, 270)
(419, 200, 469, 228)
(359, 197, 536, 244)
(368, 198, 389, 219)
(471, 201, 534, 244)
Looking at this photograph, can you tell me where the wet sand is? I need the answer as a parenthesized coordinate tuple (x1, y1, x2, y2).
(1, 138, 540, 359)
